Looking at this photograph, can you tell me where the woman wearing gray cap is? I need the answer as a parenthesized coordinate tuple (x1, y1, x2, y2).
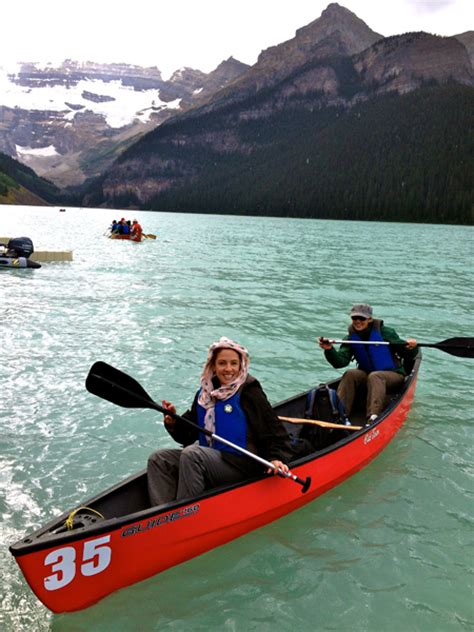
(318, 304, 417, 425)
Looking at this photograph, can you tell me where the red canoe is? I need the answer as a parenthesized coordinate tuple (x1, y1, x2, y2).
(9, 354, 421, 612)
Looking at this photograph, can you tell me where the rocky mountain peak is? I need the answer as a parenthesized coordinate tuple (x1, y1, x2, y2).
(225, 2, 383, 95)
(169, 67, 206, 83)
(296, 2, 383, 54)
(213, 57, 250, 76)
(258, 2, 382, 68)
(204, 57, 251, 88)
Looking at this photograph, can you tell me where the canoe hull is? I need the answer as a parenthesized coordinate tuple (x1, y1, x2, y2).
(11, 358, 419, 612)
(109, 234, 142, 242)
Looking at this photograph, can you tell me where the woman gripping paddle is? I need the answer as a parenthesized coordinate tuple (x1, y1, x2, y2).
(147, 337, 293, 506)
(318, 303, 418, 426)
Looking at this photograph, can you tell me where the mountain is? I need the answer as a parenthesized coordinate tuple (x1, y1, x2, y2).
(0, 152, 62, 205)
(201, 2, 383, 106)
(455, 31, 474, 66)
(83, 3, 473, 224)
(0, 57, 249, 188)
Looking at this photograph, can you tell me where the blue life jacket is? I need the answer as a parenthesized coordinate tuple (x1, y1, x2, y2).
(349, 320, 398, 373)
(196, 390, 247, 455)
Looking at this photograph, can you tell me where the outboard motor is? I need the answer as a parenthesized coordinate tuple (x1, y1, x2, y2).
(7, 237, 34, 258)
(0, 236, 41, 268)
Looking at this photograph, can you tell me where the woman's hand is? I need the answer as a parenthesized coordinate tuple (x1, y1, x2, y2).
(162, 400, 176, 428)
(267, 460, 289, 475)
(318, 336, 333, 350)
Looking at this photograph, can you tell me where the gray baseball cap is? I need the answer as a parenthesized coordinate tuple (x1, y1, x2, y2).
(350, 304, 373, 318)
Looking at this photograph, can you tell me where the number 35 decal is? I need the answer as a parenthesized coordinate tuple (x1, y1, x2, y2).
(44, 535, 111, 591)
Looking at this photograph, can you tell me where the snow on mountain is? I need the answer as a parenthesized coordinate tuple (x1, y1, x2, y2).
(0, 67, 180, 128)
(0, 58, 250, 187)
(16, 144, 58, 157)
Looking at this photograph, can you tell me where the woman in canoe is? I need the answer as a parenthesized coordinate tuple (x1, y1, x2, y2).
(147, 337, 292, 506)
(318, 303, 418, 425)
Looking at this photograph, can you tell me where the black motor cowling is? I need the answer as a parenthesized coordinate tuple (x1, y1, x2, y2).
(7, 237, 34, 258)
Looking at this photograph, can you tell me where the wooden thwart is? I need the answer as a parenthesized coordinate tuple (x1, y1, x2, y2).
(279, 415, 362, 431)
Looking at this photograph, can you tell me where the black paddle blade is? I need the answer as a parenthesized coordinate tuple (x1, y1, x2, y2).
(86, 361, 156, 409)
(422, 337, 474, 358)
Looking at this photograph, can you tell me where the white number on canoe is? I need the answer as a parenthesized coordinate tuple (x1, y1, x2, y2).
(81, 536, 112, 576)
(43, 535, 111, 591)
(43, 547, 76, 591)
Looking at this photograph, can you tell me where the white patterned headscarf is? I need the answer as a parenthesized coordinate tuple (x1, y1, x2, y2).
(198, 337, 249, 441)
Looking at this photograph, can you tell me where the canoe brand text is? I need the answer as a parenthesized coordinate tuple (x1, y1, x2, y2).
(363, 428, 380, 445)
(121, 504, 200, 538)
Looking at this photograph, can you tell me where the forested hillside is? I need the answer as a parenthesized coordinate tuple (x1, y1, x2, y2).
(146, 85, 473, 224)
(0, 153, 62, 205)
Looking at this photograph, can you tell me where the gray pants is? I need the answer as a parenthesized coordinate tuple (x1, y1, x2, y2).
(147, 444, 246, 506)
(337, 368, 404, 418)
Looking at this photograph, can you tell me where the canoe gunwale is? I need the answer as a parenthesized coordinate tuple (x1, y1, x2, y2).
(9, 470, 267, 557)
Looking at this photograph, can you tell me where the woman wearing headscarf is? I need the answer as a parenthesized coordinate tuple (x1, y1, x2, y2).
(147, 337, 292, 506)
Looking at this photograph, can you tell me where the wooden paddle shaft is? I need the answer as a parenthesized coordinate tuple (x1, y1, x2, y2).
(279, 416, 362, 431)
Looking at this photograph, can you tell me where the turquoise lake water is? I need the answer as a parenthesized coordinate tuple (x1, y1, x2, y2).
(1, 205, 473, 631)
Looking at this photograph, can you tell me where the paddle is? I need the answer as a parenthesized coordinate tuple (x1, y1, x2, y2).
(143, 233, 157, 239)
(321, 336, 474, 359)
(86, 361, 311, 493)
(279, 416, 362, 431)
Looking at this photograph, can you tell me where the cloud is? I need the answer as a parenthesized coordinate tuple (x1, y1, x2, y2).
(0, 1, 471, 76)
(407, 0, 457, 15)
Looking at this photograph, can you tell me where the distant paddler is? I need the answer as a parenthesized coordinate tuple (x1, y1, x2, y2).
(131, 219, 143, 242)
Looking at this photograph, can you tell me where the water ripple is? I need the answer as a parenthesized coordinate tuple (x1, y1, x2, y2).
(1, 207, 473, 631)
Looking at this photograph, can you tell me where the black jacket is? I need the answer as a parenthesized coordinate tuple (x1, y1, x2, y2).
(166, 376, 292, 475)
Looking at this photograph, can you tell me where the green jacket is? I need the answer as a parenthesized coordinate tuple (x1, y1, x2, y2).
(324, 323, 417, 375)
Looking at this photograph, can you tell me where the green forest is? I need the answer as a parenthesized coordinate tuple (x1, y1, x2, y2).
(145, 85, 473, 225)
(0, 152, 61, 203)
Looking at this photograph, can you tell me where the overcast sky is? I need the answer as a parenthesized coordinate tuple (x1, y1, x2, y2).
(1, 0, 472, 77)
